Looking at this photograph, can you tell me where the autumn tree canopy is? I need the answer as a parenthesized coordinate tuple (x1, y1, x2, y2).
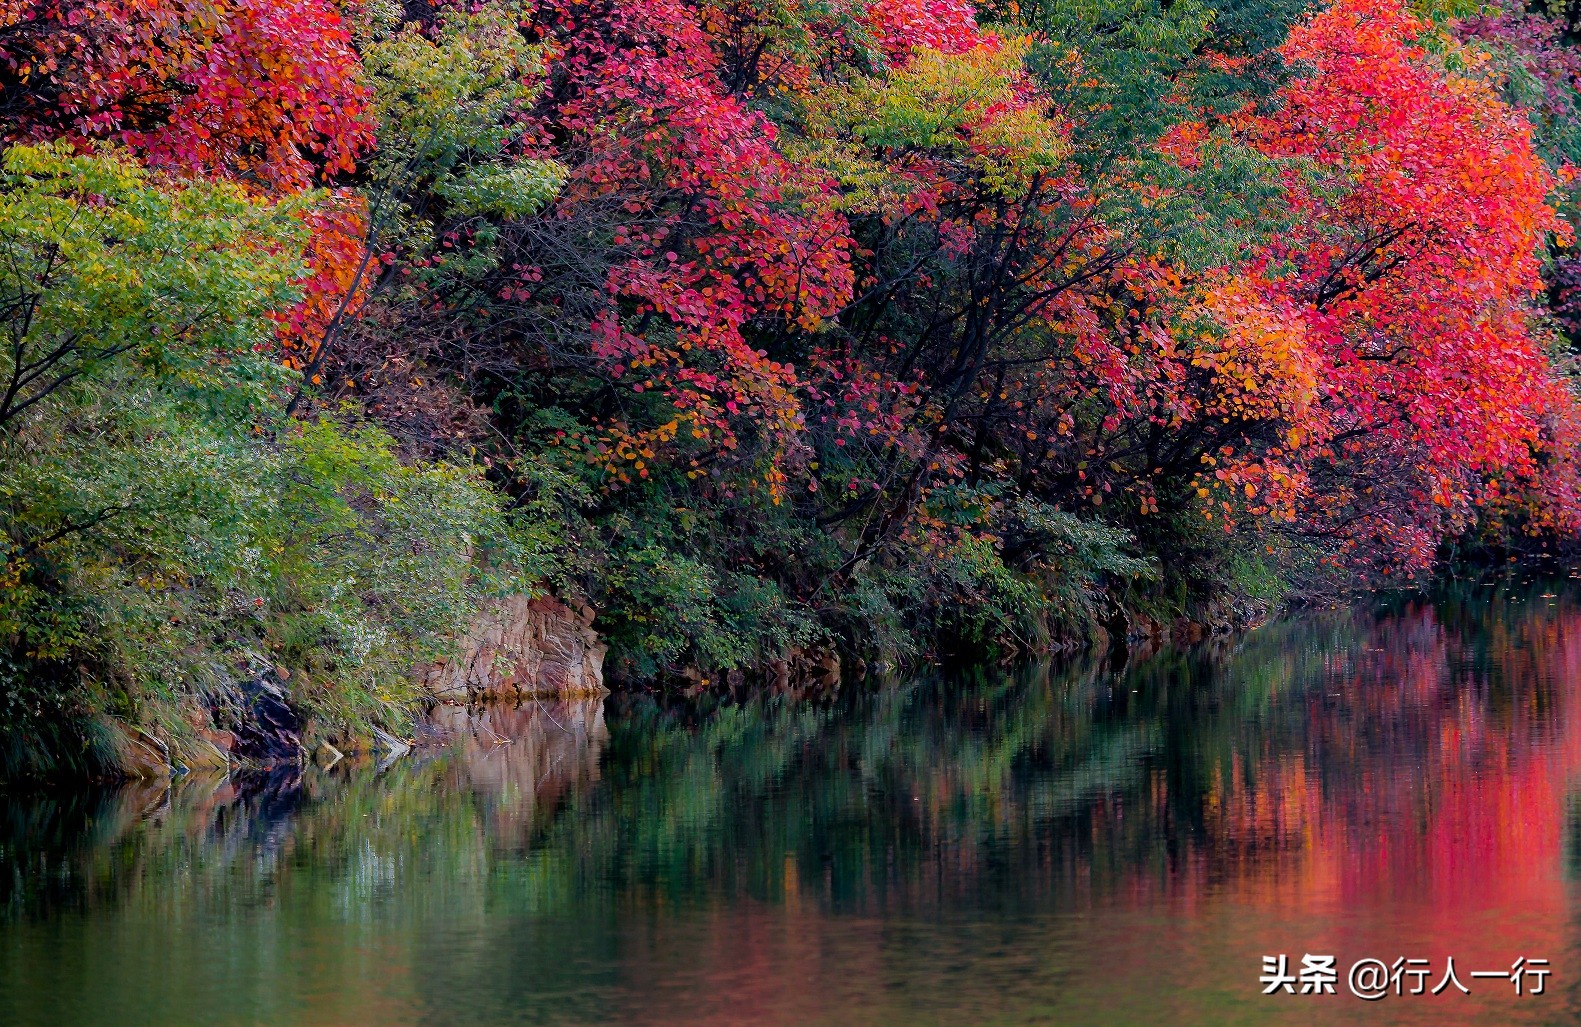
(5, 0, 1581, 721)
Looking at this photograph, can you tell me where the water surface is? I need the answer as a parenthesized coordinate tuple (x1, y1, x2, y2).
(5, 579, 1581, 1024)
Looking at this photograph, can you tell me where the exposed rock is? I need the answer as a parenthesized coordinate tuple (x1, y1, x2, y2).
(109, 724, 173, 780)
(91, 596, 606, 781)
(173, 699, 234, 772)
(176, 736, 232, 773)
(758, 647, 841, 695)
(417, 596, 607, 701)
(207, 672, 303, 767)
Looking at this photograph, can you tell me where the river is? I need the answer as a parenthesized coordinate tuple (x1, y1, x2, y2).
(4, 577, 1581, 1024)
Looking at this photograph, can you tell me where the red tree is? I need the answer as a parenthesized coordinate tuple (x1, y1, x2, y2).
(1244, 0, 1581, 566)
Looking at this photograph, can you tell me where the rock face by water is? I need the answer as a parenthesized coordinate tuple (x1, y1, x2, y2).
(209, 674, 304, 766)
(96, 595, 605, 782)
(417, 596, 608, 701)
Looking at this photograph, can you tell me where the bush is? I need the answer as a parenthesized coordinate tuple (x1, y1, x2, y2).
(0, 146, 547, 772)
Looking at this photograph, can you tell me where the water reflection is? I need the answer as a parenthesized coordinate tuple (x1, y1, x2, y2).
(4, 580, 1581, 1024)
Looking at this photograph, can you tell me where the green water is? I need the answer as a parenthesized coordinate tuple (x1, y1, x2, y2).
(5, 579, 1581, 1024)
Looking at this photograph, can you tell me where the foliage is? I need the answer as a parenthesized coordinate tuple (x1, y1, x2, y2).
(0, 0, 380, 366)
(0, 143, 300, 430)
(0, 0, 373, 189)
(1244, 0, 1577, 568)
(11, 0, 1581, 761)
(311, 0, 1581, 679)
(0, 146, 547, 761)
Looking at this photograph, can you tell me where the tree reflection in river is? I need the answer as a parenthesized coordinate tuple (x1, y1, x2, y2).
(4, 578, 1581, 1024)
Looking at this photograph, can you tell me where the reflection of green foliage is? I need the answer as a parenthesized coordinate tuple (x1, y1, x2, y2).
(0, 606, 1386, 912)
(3, 584, 1578, 1020)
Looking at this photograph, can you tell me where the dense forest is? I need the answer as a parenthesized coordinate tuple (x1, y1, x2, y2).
(3, 0, 1581, 770)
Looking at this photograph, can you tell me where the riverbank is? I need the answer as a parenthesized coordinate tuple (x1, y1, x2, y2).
(5, 578, 1576, 1024)
(11, 0, 1581, 791)
(80, 596, 608, 783)
(74, 575, 1284, 783)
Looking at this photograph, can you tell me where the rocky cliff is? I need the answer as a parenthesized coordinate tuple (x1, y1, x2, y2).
(417, 596, 607, 701)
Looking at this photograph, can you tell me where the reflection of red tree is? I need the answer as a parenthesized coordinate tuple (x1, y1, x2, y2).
(1190, 595, 1581, 1007)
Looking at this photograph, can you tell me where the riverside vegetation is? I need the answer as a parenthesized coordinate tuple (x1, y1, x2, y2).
(4, 0, 1581, 776)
